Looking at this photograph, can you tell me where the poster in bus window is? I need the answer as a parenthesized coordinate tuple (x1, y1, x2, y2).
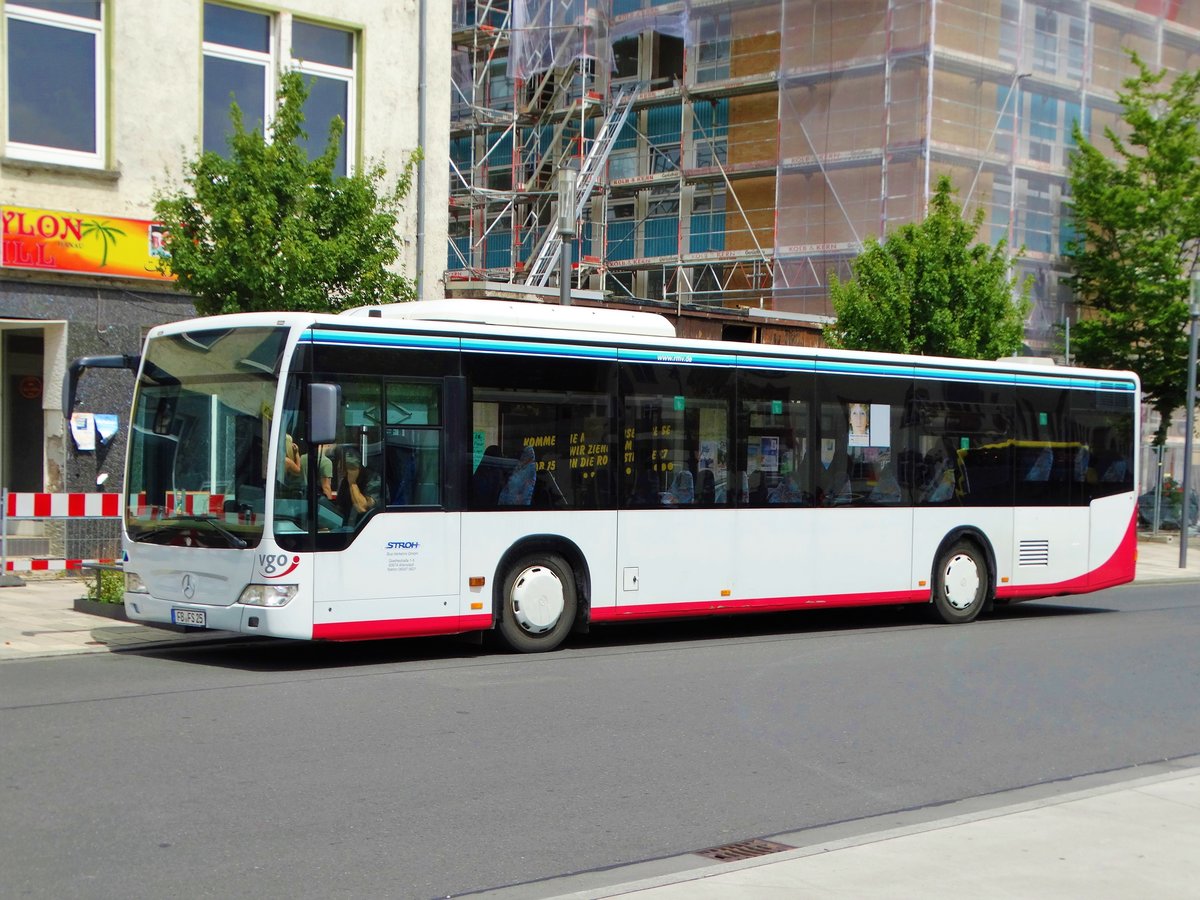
(870, 403, 891, 448)
(848, 403, 869, 446)
(746, 436, 761, 473)
(760, 436, 779, 473)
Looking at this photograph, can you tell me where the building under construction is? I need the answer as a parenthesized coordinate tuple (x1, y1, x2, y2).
(448, 0, 1200, 348)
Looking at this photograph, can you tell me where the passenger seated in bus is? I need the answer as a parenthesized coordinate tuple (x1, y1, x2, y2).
(301, 442, 334, 500)
(471, 445, 507, 508)
(498, 446, 537, 506)
(282, 433, 303, 487)
(664, 469, 694, 505)
(696, 469, 716, 505)
(336, 449, 380, 527)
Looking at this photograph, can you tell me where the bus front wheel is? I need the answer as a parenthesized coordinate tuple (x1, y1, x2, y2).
(497, 553, 577, 652)
(931, 540, 988, 624)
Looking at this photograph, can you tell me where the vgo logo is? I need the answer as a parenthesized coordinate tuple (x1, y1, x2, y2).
(387, 541, 420, 550)
(259, 553, 300, 578)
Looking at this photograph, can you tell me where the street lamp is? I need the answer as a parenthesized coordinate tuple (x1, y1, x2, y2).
(1180, 272, 1200, 568)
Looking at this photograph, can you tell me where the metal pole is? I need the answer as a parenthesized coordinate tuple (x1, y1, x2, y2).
(414, 0, 427, 298)
(1, 488, 8, 576)
(560, 238, 572, 307)
(557, 164, 578, 306)
(1153, 445, 1163, 536)
(1179, 274, 1200, 567)
(0, 488, 25, 587)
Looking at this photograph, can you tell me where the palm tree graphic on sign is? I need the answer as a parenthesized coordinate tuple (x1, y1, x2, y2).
(81, 219, 126, 268)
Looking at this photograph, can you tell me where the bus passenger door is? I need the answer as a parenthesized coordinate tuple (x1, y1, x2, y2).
(311, 377, 461, 637)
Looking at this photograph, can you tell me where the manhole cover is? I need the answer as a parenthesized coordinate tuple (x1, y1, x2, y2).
(696, 838, 794, 862)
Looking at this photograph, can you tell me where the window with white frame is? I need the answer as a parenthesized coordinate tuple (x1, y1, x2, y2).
(203, 5, 358, 177)
(203, 3, 272, 155)
(291, 19, 356, 177)
(5, 0, 105, 167)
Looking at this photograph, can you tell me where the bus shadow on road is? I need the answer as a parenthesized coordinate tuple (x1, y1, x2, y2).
(119, 633, 493, 671)
(570, 600, 1114, 651)
(119, 600, 1115, 671)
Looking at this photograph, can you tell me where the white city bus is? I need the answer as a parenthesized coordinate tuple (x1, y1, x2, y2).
(92, 300, 1138, 652)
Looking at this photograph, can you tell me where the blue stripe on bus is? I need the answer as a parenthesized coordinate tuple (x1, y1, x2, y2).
(464, 338, 619, 360)
(304, 330, 1135, 393)
(306, 329, 459, 352)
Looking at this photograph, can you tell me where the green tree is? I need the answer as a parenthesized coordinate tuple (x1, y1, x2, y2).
(1066, 54, 1200, 446)
(824, 175, 1029, 359)
(155, 70, 419, 315)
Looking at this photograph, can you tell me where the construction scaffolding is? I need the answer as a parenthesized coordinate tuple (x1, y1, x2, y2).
(449, 0, 1200, 348)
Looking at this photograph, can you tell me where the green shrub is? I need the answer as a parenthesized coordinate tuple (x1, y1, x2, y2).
(87, 568, 125, 605)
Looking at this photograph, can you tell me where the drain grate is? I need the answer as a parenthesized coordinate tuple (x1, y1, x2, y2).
(695, 838, 794, 862)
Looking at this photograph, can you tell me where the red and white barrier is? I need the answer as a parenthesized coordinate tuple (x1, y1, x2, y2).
(5, 492, 122, 519)
(4, 557, 119, 573)
(2, 490, 123, 576)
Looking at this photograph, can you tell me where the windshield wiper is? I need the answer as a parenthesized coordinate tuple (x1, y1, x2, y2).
(178, 514, 248, 549)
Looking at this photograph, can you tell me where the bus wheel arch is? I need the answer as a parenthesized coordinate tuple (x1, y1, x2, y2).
(928, 528, 995, 624)
(492, 536, 590, 652)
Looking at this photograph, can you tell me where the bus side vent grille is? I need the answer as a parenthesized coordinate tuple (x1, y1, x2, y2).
(1019, 540, 1050, 566)
(696, 839, 794, 862)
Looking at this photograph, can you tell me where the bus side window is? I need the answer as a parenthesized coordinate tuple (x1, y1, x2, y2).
(384, 381, 442, 508)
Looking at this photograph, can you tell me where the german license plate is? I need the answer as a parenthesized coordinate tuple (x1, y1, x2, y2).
(172, 608, 206, 627)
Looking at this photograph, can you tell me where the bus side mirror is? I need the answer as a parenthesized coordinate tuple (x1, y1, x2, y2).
(308, 383, 341, 445)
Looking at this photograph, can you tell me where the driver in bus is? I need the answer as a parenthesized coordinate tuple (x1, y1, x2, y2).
(337, 449, 380, 527)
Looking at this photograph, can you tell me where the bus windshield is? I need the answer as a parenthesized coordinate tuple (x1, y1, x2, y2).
(125, 325, 288, 549)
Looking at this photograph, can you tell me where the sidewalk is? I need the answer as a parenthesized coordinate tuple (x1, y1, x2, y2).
(548, 759, 1200, 899)
(0, 576, 240, 661)
(2, 534, 1198, 663)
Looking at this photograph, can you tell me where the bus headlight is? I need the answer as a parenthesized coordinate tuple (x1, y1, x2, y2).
(238, 584, 298, 607)
(125, 572, 148, 594)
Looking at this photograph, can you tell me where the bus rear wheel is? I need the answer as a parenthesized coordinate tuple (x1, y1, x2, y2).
(497, 553, 577, 652)
(931, 540, 988, 624)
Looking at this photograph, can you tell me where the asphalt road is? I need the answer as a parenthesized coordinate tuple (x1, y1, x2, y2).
(2, 582, 1199, 899)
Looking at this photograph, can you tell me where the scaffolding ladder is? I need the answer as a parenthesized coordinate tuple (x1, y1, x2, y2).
(524, 80, 641, 288)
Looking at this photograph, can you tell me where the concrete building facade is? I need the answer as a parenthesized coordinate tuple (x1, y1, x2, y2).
(1, 0, 449, 510)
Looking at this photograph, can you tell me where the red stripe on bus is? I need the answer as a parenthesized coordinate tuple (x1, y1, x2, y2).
(996, 509, 1138, 601)
(313, 613, 492, 641)
(590, 588, 930, 623)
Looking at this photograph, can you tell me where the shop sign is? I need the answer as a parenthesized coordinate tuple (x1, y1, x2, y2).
(1, 205, 174, 282)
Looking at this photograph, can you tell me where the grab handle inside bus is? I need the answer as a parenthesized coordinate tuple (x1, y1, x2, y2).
(308, 383, 341, 445)
(63, 354, 141, 415)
